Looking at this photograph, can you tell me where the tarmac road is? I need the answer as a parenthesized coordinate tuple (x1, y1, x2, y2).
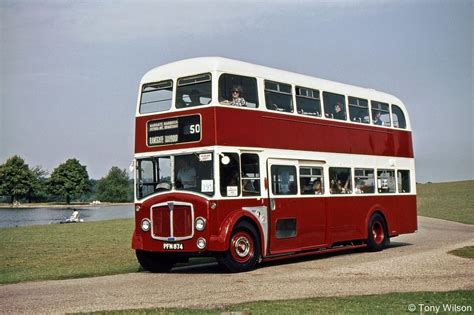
(1, 216, 473, 314)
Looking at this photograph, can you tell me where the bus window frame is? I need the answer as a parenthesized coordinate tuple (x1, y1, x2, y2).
(175, 73, 212, 109)
(391, 104, 407, 129)
(264, 80, 294, 113)
(295, 86, 322, 117)
(322, 91, 348, 121)
(299, 165, 325, 195)
(371, 100, 391, 127)
(354, 168, 375, 194)
(376, 168, 396, 194)
(139, 79, 174, 114)
(348, 96, 370, 124)
(218, 73, 259, 108)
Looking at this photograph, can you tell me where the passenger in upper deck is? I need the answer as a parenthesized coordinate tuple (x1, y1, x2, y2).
(333, 103, 346, 120)
(373, 111, 383, 125)
(221, 86, 246, 107)
(325, 102, 346, 120)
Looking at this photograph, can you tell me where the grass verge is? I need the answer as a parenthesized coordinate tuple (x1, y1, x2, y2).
(417, 180, 474, 224)
(81, 290, 473, 314)
(448, 246, 474, 259)
(0, 219, 137, 284)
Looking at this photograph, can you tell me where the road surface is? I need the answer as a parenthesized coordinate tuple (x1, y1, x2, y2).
(1, 216, 473, 314)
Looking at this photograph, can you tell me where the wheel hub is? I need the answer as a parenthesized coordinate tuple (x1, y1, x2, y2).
(234, 236, 251, 258)
(372, 221, 384, 244)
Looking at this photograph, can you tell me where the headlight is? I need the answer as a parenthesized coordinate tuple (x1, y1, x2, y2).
(141, 218, 151, 232)
(195, 217, 206, 231)
(196, 237, 207, 250)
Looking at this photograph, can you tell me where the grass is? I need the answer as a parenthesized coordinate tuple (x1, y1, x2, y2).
(0, 219, 137, 284)
(417, 180, 474, 224)
(448, 246, 474, 259)
(81, 290, 474, 314)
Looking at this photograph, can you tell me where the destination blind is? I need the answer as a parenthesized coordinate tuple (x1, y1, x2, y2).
(147, 115, 201, 146)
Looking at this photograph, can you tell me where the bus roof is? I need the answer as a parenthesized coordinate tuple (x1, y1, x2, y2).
(141, 57, 406, 107)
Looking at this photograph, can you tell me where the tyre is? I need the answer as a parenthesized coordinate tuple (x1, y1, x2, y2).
(367, 213, 389, 251)
(136, 250, 175, 272)
(217, 221, 261, 273)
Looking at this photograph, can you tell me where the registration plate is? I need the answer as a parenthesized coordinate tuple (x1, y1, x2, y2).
(163, 243, 183, 250)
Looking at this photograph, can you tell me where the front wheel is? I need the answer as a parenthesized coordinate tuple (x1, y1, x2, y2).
(217, 221, 261, 273)
(367, 213, 389, 251)
(136, 250, 175, 272)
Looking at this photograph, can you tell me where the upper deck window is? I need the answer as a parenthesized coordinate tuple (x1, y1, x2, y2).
(391, 105, 407, 129)
(371, 101, 391, 127)
(348, 96, 369, 124)
(296, 87, 321, 117)
(265, 80, 293, 113)
(219, 74, 258, 108)
(140, 80, 173, 114)
(323, 92, 347, 121)
(176, 73, 212, 108)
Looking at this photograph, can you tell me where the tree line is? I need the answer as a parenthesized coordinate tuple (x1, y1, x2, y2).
(0, 156, 133, 204)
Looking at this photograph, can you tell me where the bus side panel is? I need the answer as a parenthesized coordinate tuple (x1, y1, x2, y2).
(326, 195, 417, 245)
(391, 195, 417, 234)
(214, 107, 414, 158)
(209, 199, 268, 252)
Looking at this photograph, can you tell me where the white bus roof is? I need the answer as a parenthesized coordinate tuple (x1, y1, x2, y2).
(141, 57, 406, 107)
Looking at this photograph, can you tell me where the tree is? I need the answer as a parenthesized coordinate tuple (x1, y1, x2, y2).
(0, 156, 34, 204)
(49, 158, 91, 204)
(27, 166, 49, 203)
(96, 166, 132, 202)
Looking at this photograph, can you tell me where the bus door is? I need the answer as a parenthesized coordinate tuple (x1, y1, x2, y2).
(267, 159, 301, 254)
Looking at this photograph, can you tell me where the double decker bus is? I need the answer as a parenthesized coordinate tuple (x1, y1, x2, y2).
(132, 57, 417, 272)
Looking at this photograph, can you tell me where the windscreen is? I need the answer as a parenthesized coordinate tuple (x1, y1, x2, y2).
(136, 152, 214, 199)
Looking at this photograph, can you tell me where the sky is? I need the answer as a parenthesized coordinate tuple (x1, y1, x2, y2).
(0, 0, 472, 183)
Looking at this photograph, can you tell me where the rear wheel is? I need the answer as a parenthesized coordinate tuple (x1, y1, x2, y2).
(217, 221, 261, 273)
(136, 250, 175, 272)
(367, 213, 389, 251)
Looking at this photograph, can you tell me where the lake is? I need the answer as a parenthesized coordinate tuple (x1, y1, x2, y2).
(0, 204, 134, 228)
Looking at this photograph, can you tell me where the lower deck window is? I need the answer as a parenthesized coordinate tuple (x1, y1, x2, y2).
(241, 153, 261, 196)
(377, 169, 396, 193)
(329, 167, 352, 194)
(271, 165, 297, 195)
(354, 168, 375, 193)
(219, 153, 241, 197)
(300, 166, 324, 195)
(397, 170, 411, 193)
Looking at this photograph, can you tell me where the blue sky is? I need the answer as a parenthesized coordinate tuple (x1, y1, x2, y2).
(1, 0, 472, 182)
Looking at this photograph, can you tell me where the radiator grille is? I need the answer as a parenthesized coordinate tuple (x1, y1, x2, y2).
(151, 203, 193, 240)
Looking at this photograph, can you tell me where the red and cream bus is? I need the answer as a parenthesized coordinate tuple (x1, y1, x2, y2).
(131, 57, 417, 272)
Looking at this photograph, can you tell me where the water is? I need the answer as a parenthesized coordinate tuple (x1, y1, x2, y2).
(0, 204, 134, 228)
